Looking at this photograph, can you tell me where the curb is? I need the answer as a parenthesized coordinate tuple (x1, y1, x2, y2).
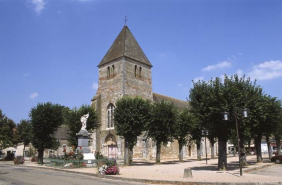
(1, 163, 282, 185)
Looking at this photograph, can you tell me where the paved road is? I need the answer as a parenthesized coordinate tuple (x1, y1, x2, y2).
(0, 165, 147, 185)
(248, 164, 282, 177)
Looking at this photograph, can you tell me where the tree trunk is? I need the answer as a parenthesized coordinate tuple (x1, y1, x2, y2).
(179, 142, 183, 162)
(218, 138, 227, 171)
(23, 145, 25, 157)
(240, 144, 248, 166)
(275, 135, 281, 155)
(124, 137, 130, 166)
(266, 135, 272, 159)
(156, 140, 161, 163)
(239, 137, 248, 166)
(129, 148, 133, 165)
(254, 135, 263, 162)
(196, 140, 201, 161)
(210, 139, 215, 159)
(248, 140, 251, 154)
(38, 149, 44, 165)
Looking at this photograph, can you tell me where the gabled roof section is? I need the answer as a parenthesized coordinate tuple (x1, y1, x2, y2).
(153, 93, 189, 109)
(98, 26, 152, 67)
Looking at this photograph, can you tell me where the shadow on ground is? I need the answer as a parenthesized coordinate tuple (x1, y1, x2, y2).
(130, 159, 199, 166)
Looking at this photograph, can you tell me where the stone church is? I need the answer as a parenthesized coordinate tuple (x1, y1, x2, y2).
(90, 26, 214, 160)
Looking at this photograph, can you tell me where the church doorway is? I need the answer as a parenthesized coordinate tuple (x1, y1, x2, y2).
(105, 133, 118, 158)
(108, 145, 118, 158)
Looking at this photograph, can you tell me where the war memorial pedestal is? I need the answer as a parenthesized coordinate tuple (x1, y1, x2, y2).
(76, 113, 95, 166)
(76, 129, 91, 153)
(76, 129, 95, 166)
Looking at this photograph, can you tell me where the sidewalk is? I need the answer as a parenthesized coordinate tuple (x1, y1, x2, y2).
(2, 155, 282, 184)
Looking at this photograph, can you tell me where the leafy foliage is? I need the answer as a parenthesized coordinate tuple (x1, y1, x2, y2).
(14, 120, 32, 147)
(0, 109, 16, 149)
(115, 97, 151, 148)
(64, 104, 98, 147)
(147, 100, 178, 163)
(174, 108, 198, 145)
(189, 74, 265, 169)
(30, 102, 64, 163)
(147, 100, 178, 144)
(114, 96, 151, 165)
(174, 107, 198, 161)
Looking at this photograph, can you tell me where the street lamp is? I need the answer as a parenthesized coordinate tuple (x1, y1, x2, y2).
(201, 129, 209, 164)
(223, 107, 248, 176)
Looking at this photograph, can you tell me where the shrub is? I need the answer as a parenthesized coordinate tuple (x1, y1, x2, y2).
(31, 156, 37, 162)
(62, 147, 83, 161)
(95, 151, 104, 160)
(97, 158, 119, 175)
(14, 156, 25, 164)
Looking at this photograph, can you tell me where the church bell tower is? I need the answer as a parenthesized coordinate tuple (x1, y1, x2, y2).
(91, 26, 153, 158)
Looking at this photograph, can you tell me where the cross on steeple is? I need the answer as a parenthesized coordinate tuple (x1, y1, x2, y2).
(125, 16, 128, 26)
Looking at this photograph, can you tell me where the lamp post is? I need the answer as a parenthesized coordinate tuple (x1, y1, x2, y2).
(223, 108, 248, 176)
(202, 129, 209, 164)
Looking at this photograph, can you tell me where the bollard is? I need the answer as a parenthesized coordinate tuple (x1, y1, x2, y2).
(183, 168, 193, 178)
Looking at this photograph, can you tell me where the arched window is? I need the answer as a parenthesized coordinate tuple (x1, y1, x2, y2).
(107, 66, 110, 79)
(135, 65, 138, 77)
(139, 67, 142, 78)
(112, 65, 115, 74)
(107, 104, 115, 128)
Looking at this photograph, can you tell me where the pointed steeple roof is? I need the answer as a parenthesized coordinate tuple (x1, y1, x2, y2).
(98, 26, 152, 67)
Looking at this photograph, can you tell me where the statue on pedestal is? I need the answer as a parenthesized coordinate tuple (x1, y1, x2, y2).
(80, 113, 89, 130)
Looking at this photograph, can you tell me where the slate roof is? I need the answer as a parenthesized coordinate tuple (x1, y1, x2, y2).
(98, 26, 152, 67)
(54, 125, 69, 140)
(153, 93, 189, 109)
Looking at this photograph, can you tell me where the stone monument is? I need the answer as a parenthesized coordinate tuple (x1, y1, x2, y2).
(76, 113, 95, 165)
(76, 113, 91, 153)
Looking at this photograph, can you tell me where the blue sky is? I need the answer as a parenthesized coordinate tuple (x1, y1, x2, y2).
(1, 0, 282, 123)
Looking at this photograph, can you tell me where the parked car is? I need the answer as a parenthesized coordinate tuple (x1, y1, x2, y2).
(0, 150, 5, 161)
(271, 155, 282, 164)
(272, 146, 282, 155)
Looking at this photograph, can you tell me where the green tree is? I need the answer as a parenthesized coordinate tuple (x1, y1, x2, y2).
(14, 120, 32, 156)
(147, 100, 178, 163)
(30, 102, 64, 164)
(190, 74, 263, 170)
(190, 124, 203, 161)
(0, 109, 16, 149)
(274, 107, 282, 155)
(64, 105, 98, 147)
(260, 96, 282, 159)
(114, 97, 151, 165)
(248, 95, 280, 162)
(174, 108, 197, 162)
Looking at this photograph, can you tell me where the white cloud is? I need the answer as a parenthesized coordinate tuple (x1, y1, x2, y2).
(177, 83, 183, 87)
(92, 82, 98, 89)
(24, 73, 29, 77)
(248, 60, 282, 80)
(236, 69, 244, 78)
(202, 61, 232, 71)
(30, 92, 39, 99)
(31, 0, 46, 14)
(193, 76, 204, 83)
